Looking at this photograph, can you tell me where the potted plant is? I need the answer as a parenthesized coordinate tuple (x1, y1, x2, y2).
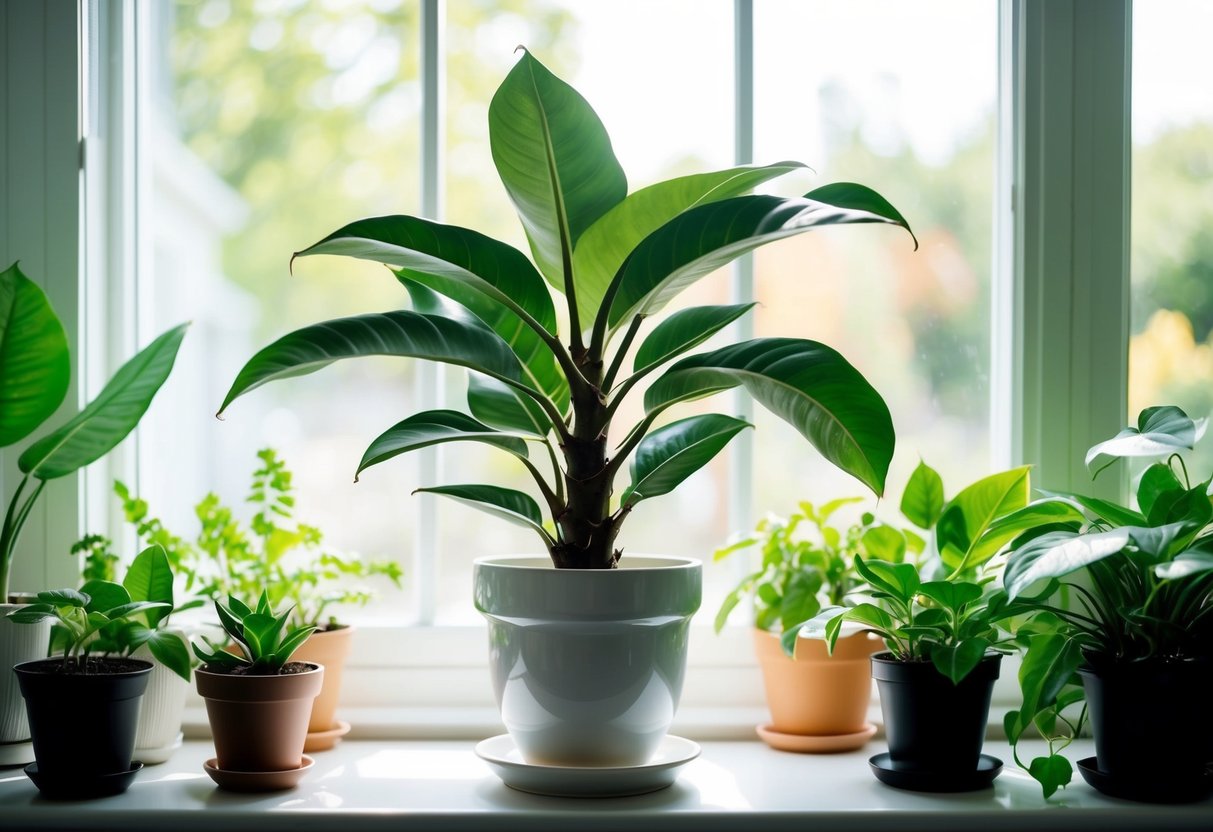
(713, 499, 889, 752)
(192, 592, 322, 792)
(70, 540, 196, 763)
(785, 463, 1080, 791)
(215, 49, 915, 769)
(1001, 405, 1213, 803)
(6, 582, 176, 798)
(0, 261, 186, 763)
(106, 448, 401, 751)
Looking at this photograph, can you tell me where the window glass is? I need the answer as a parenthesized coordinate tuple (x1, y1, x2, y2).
(750, 0, 997, 519)
(1130, 0, 1213, 477)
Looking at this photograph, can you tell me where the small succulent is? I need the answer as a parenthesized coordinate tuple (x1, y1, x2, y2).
(192, 592, 317, 674)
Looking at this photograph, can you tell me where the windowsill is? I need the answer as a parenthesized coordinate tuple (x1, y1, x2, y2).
(2, 739, 1208, 830)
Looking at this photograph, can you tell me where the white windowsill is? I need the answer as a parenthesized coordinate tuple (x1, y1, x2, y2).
(1, 739, 1208, 831)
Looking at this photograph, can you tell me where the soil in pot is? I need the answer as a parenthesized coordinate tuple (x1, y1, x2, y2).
(14, 656, 152, 797)
(196, 662, 323, 774)
(754, 628, 880, 744)
(1079, 654, 1213, 788)
(871, 652, 1001, 780)
(293, 625, 354, 750)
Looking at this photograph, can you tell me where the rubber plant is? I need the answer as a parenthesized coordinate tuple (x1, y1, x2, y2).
(218, 50, 916, 569)
(0, 262, 187, 597)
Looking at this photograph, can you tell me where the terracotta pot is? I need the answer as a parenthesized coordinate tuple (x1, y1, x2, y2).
(293, 626, 353, 735)
(196, 663, 323, 772)
(754, 628, 881, 737)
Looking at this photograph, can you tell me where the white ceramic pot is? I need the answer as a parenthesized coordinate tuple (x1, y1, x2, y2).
(473, 555, 701, 767)
(132, 627, 190, 764)
(0, 602, 52, 746)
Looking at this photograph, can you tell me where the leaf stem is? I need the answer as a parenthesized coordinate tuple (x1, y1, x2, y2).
(601, 315, 644, 393)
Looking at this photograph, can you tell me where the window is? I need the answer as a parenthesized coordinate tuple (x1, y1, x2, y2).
(2, 1, 1139, 719)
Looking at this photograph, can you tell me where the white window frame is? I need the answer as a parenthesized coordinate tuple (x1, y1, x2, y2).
(1, 0, 1132, 731)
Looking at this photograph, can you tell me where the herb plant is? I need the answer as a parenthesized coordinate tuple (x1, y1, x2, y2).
(7, 547, 191, 679)
(192, 592, 317, 674)
(1000, 405, 1213, 798)
(713, 498, 909, 635)
(0, 262, 186, 599)
(214, 50, 916, 570)
(100, 448, 402, 629)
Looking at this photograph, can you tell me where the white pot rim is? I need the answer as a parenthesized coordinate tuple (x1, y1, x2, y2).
(474, 554, 700, 572)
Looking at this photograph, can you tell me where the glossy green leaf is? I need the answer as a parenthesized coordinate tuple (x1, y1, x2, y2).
(1012, 633, 1084, 740)
(573, 163, 804, 325)
(605, 184, 916, 332)
(123, 545, 174, 629)
(466, 372, 552, 436)
(936, 466, 1032, 573)
(357, 410, 530, 480)
(1138, 461, 1184, 521)
(218, 312, 522, 415)
(861, 525, 906, 562)
(275, 625, 317, 665)
(19, 324, 187, 480)
(37, 588, 88, 608)
(623, 414, 751, 506)
(930, 638, 988, 684)
(0, 262, 70, 447)
(917, 580, 982, 612)
(1086, 405, 1207, 476)
(1029, 754, 1073, 800)
(489, 49, 626, 291)
(1040, 490, 1146, 527)
(1004, 529, 1131, 597)
(7, 607, 55, 624)
(900, 460, 945, 529)
(779, 570, 824, 633)
(147, 630, 192, 682)
(631, 303, 757, 377)
(80, 580, 131, 615)
(414, 484, 552, 546)
(1156, 551, 1213, 580)
(855, 557, 920, 601)
(644, 338, 894, 496)
(968, 499, 1086, 568)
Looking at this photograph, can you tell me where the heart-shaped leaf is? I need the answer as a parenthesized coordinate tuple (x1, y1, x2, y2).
(0, 262, 70, 447)
(357, 410, 530, 481)
(644, 338, 894, 497)
(1029, 754, 1073, 799)
(623, 414, 750, 506)
(1138, 461, 1184, 521)
(1086, 405, 1207, 476)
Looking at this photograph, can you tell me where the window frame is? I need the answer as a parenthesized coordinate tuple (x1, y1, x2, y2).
(0, 0, 1133, 722)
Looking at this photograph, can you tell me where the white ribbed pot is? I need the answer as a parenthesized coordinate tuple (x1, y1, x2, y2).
(132, 627, 190, 764)
(473, 555, 701, 767)
(1, 602, 53, 747)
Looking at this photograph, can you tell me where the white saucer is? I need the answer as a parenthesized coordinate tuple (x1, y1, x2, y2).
(0, 739, 34, 768)
(136, 731, 184, 765)
(474, 734, 700, 797)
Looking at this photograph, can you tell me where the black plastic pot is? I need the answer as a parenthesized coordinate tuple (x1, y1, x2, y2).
(871, 652, 1001, 774)
(1079, 654, 1213, 780)
(15, 658, 152, 798)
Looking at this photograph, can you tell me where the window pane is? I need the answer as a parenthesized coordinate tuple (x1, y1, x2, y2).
(142, 0, 422, 620)
(750, 0, 997, 515)
(1130, 0, 1213, 475)
(435, 0, 735, 622)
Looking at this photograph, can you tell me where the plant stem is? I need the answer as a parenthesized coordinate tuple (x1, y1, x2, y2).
(601, 314, 644, 392)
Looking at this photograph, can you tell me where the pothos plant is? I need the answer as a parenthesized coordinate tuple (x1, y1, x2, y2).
(7, 546, 191, 679)
(713, 498, 912, 635)
(0, 262, 186, 599)
(92, 449, 402, 629)
(999, 405, 1213, 798)
(214, 50, 917, 569)
(782, 461, 1083, 683)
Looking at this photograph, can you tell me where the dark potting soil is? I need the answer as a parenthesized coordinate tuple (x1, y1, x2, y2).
(201, 661, 316, 676)
(20, 657, 149, 676)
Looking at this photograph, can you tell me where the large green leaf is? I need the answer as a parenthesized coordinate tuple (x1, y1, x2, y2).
(218, 312, 522, 415)
(643, 338, 894, 497)
(935, 467, 1031, 573)
(146, 629, 192, 682)
(1086, 405, 1207, 476)
(631, 303, 757, 377)
(966, 499, 1086, 568)
(414, 484, 552, 546)
(1009, 632, 1084, 742)
(0, 262, 70, 447)
(467, 372, 552, 436)
(19, 324, 187, 480)
(1137, 462, 1185, 525)
(489, 49, 626, 292)
(80, 580, 131, 614)
(122, 544, 175, 629)
(900, 460, 945, 529)
(622, 414, 751, 506)
(930, 637, 989, 685)
(357, 410, 530, 480)
(1004, 528, 1132, 597)
(1040, 489, 1146, 527)
(604, 184, 916, 333)
(572, 163, 804, 325)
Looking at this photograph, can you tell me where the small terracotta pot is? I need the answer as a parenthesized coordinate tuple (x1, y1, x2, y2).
(293, 626, 354, 735)
(754, 628, 881, 737)
(196, 664, 323, 772)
